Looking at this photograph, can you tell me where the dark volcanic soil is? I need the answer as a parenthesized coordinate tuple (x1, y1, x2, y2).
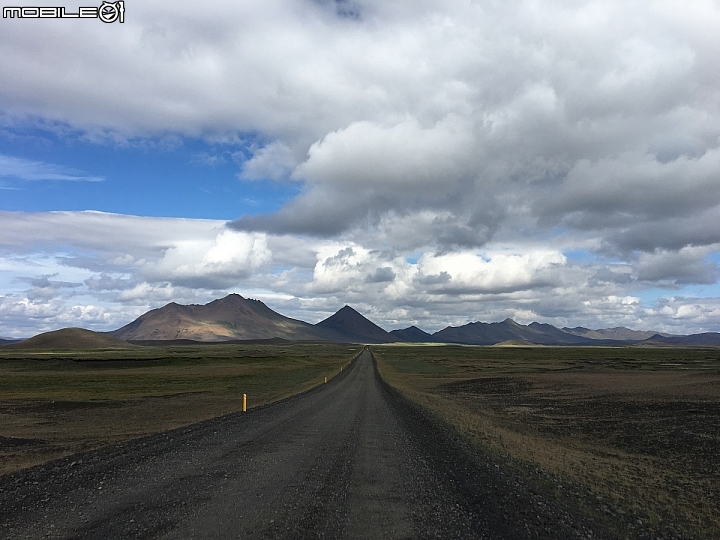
(0, 349, 616, 539)
(437, 373, 720, 538)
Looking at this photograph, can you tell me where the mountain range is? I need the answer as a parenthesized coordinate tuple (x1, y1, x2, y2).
(109, 294, 398, 344)
(4, 294, 720, 348)
(433, 318, 592, 345)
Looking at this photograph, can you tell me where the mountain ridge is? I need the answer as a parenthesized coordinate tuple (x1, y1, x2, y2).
(6, 294, 719, 347)
(562, 326, 674, 341)
(432, 318, 594, 346)
(638, 332, 720, 347)
(110, 294, 333, 342)
(389, 326, 438, 343)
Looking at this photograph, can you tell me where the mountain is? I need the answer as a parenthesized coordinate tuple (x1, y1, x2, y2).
(563, 326, 672, 341)
(639, 332, 720, 347)
(433, 318, 594, 346)
(111, 294, 336, 342)
(315, 306, 398, 343)
(389, 326, 439, 343)
(0, 338, 20, 345)
(433, 318, 519, 345)
(3, 328, 135, 350)
(525, 322, 594, 344)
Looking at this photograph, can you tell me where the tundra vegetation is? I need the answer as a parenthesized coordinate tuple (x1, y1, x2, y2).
(0, 343, 356, 474)
(374, 345, 720, 539)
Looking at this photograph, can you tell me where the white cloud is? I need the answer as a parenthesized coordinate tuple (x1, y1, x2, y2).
(636, 246, 719, 285)
(143, 230, 272, 288)
(416, 250, 566, 294)
(0, 154, 104, 182)
(644, 297, 720, 332)
(295, 116, 475, 192)
(240, 141, 296, 181)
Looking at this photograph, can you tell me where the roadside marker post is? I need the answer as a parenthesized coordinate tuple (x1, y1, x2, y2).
(324, 376, 327, 384)
(243, 393, 247, 412)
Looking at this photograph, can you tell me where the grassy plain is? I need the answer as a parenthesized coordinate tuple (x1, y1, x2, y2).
(0, 342, 357, 475)
(374, 345, 720, 539)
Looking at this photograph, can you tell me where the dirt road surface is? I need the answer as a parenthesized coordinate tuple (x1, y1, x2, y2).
(0, 348, 614, 539)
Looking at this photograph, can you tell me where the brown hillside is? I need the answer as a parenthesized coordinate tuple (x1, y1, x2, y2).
(111, 294, 337, 342)
(3, 328, 135, 350)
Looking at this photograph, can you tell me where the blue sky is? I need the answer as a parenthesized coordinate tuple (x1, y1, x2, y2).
(1, 0, 720, 337)
(0, 127, 299, 219)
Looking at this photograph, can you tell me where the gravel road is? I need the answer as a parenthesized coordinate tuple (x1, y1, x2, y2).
(0, 348, 615, 539)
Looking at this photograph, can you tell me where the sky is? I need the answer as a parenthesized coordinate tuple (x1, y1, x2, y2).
(1, 0, 720, 338)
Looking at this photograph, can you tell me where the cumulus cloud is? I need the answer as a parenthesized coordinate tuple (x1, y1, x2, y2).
(635, 246, 719, 285)
(240, 141, 296, 181)
(143, 230, 271, 288)
(365, 267, 396, 284)
(415, 251, 566, 294)
(534, 149, 720, 247)
(644, 297, 720, 333)
(20, 275, 82, 301)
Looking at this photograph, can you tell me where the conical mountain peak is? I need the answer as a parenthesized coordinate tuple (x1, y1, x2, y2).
(316, 306, 396, 343)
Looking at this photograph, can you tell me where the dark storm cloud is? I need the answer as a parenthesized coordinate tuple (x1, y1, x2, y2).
(365, 266, 396, 283)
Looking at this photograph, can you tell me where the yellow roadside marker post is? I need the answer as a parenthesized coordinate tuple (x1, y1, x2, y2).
(243, 393, 247, 412)
(324, 376, 327, 383)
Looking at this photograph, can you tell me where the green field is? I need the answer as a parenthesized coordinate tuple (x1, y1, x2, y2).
(0, 343, 357, 474)
(374, 344, 720, 539)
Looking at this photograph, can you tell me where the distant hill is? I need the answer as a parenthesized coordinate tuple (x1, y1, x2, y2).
(389, 326, 439, 343)
(563, 326, 671, 341)
(111, 294, 336, 342)
(3, 328, 135, 350)
(639, 332, 720, 347)
(315, 306, 397, 343)
(0, 338, 21, 345)
(433, 318, 594, 346)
